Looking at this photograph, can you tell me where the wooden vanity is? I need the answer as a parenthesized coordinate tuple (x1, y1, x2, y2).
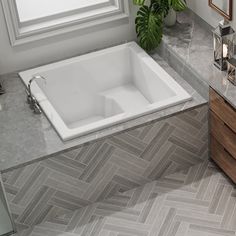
(210, 88, 236, 183)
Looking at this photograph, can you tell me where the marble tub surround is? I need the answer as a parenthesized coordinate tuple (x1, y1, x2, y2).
(2, 105, 208, 234)
(157, 10, 236, 109)
(0, 55, 206, 172)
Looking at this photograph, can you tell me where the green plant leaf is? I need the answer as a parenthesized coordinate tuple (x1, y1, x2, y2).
(170, 0, 187, 11)
(152, 0, 170, 18)
(135, 5, 163, 51)
(133, 0, 146, 6)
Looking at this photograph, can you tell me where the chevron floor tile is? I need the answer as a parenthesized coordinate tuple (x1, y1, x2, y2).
(11, 159, 236, 236)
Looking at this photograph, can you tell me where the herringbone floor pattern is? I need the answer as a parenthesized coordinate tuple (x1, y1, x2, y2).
(13, 160, 236, 236)
(2, 106, 208, 232)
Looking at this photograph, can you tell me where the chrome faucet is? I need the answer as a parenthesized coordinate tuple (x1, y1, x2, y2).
(0, 82, 5, 95)
(26, 75, 46, 114)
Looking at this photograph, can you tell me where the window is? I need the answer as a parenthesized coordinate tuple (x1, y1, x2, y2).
(1, 0, 129, 46)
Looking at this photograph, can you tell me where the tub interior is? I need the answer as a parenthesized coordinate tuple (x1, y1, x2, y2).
(36, 46, 176, 129)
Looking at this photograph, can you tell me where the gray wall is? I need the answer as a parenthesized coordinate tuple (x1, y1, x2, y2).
(0, 1, 137, 75)
(187, 0, 236, 27)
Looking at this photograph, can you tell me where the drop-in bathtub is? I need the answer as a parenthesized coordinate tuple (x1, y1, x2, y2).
(19, 42, 192, 141)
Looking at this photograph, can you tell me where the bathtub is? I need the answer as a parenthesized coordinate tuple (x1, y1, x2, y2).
(19, 42, 192, 141)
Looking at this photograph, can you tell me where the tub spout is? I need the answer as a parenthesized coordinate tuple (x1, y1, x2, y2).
(26, 75, 46, 114)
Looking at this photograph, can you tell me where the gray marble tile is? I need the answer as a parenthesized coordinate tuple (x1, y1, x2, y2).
(156, 10, 236, 109)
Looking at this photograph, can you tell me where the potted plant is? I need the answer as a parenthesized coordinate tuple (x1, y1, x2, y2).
(133, 0, 187, 51)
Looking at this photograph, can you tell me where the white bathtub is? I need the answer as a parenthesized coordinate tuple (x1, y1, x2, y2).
(19, 42, 192, 141)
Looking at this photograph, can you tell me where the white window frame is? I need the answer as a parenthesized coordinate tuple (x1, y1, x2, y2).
(1, 0, 129, 46)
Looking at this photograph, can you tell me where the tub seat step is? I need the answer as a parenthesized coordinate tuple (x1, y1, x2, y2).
(68, 84, 152, 129)
(100, 83, 151, 113)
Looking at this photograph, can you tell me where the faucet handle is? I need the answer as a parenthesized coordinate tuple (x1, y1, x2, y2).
(26, 89, 31, 104)
(33, 102, 42, 114)
(0, 82, 5, 95)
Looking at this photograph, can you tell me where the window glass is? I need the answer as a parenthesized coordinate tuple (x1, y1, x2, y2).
(15, 0, 107, 22)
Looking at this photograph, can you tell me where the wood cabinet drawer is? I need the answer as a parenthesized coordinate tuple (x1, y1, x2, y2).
(211, 136, 236, 183)
(210, 88, 236, 133)
(210, 111, 236, 160)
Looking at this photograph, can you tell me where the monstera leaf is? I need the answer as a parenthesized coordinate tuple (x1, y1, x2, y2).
(134, 0, 187, 51)
(152, 0, 170, 17)
(133, 0, 146, 6)
(170, 0, 186, 11)
(135, 5, 163, 51)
